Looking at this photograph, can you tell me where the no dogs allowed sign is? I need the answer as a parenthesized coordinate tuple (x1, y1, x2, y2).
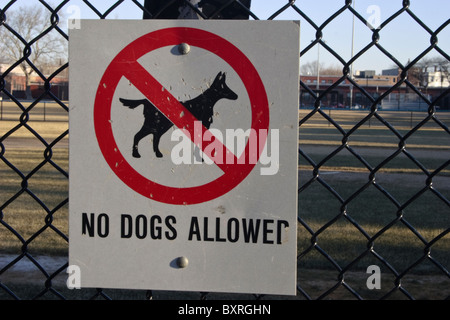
(69, 20, 300, 295)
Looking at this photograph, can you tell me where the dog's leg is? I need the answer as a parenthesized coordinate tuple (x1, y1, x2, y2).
(133, 126, 152, 158)
(153, 133, 163, 158)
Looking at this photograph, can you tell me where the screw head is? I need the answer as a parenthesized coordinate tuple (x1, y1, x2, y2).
(176, 256, 189, 268)
(178, 43, 190, 55)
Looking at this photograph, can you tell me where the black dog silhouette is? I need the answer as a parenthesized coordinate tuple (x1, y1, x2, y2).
(119, 72, 238, 158)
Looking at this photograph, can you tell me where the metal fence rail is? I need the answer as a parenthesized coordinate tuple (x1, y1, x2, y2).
(0, 0, 449, 300)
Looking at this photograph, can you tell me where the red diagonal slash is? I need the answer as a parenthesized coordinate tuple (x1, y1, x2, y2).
(94, 27, 269, 205)
(118, 60, 239, 172)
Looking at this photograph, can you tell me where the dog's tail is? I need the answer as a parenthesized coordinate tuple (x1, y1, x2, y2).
(119, 98, 149, 110)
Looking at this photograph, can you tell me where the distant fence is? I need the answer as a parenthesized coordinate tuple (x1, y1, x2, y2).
(0, 100, 68, 121)
(0, 0, 449, 300)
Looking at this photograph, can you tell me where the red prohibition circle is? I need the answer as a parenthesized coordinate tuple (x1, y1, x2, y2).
(94, 27, 269, 205)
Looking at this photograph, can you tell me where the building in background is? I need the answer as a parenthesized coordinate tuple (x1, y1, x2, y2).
(300, 68, 449, 110)
(0, 63, 68, 101)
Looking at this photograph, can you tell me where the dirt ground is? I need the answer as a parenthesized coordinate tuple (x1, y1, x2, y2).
(299, 168, 450, 190)
(301, 144, 450, 160)
(300, 144, 450, 189)
(0, 254, 68, 287)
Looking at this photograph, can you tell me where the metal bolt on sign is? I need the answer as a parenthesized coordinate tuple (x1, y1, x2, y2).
(176, 256, 189, 268)
(178, 43, 191, 55)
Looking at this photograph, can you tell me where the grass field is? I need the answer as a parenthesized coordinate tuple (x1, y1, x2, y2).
(1, 108, 449, 299)
(0, 148, 68, 255)
(296, 109, 450, 299)
(0, 100, 68, 122)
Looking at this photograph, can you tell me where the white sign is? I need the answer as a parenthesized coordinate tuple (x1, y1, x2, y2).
(69, 20, 300, 295)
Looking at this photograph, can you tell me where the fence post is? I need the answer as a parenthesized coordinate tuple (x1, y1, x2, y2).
(143, 0, 251, 19)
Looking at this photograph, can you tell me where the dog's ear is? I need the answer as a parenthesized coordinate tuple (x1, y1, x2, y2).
(214, 72, 223, 83)
(212, 72, 223, 87)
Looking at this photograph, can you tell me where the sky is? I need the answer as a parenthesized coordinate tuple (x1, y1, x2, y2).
(2, 0, 449, 74)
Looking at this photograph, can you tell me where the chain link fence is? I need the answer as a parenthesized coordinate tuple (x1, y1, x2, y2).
(0, 0, 449, 300)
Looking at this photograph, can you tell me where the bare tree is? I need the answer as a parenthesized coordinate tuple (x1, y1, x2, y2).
(321, 65, 343, 76)
(300, 60, 342, 76)
(300, 60, 325, 76)
(0, 4, 67, 99)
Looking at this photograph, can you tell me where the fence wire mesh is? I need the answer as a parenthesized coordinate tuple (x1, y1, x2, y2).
(0, 0, 449, 300)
